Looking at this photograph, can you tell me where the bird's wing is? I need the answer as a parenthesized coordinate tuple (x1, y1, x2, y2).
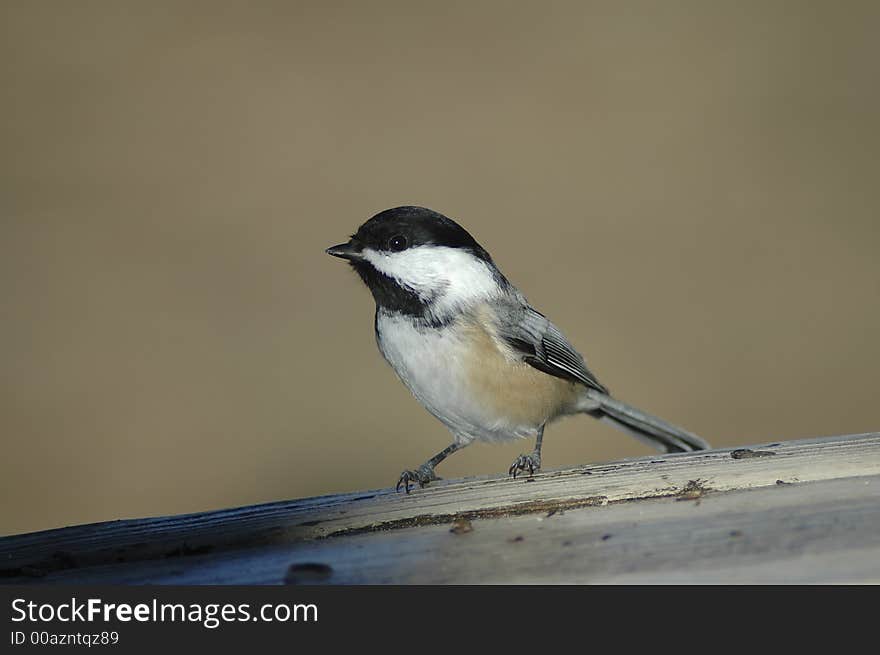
(495, 304, 609, 394)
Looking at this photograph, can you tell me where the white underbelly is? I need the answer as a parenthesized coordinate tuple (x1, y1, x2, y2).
(375, 312, 558, 443)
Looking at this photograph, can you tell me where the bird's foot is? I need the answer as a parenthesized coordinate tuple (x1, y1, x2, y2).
(396, 464, 437, 494)
(509, 450, 541, 479)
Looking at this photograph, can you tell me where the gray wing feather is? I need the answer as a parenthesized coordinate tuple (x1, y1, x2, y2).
(492, 298, 710, 452)
(495, 304, 608, 394)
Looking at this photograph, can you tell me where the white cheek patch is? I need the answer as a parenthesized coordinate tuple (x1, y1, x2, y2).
(362, 245, 500, 314)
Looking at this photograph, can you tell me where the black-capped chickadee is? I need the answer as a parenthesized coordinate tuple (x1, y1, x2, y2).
(327, 206, 709, 493)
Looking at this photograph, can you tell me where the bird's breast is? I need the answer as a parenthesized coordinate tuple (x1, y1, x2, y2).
(375, 309, 579, 442)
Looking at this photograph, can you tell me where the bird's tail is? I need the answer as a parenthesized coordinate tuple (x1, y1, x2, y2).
(590, 393, 710, 453)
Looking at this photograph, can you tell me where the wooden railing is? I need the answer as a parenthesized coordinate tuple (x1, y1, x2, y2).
(2, 433, 879, 583)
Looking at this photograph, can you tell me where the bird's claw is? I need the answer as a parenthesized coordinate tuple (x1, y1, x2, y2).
(396, 465, 436, 494)
(509, 451, 541, 479)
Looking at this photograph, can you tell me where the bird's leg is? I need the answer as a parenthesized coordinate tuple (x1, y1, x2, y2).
(397, 442, 464, 494)
(509, 426, 544, 479)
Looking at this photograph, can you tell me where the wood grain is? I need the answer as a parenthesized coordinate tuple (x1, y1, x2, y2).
(2, 433, 878, 583)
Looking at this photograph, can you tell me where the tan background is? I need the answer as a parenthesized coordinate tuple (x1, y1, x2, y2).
(2, 1, 878, 536)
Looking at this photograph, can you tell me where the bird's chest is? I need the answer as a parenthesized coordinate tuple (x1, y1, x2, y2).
(374, 310, 572, 442)
(375, 312, 472, 413)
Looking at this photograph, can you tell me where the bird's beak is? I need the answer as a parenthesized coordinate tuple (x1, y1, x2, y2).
(325, 239, 363, 261)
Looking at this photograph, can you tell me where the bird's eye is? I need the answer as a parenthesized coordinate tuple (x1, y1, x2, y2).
(388, 234, 408, 252)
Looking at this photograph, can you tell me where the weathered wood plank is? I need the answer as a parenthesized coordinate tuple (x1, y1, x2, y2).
(6, 475, 879, 584)
(2, 433, 878, 583)
(275, 474, 880, 584)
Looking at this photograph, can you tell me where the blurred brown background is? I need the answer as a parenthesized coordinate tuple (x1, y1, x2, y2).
(2, 1, 878, 536)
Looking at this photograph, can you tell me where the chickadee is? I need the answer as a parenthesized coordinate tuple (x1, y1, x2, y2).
(327, 206, 709, 492)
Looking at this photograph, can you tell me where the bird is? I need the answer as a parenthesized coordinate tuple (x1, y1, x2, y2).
(326, 206, 709, 492)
